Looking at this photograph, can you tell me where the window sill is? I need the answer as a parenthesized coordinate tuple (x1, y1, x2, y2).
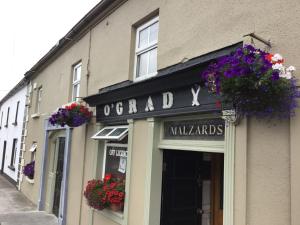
(94, 208, 124, 224)
(8, 165, 15, 171)
(25, 176, 35, 184)
(133, 72, 158, 83)
(31, 113, 40, 119)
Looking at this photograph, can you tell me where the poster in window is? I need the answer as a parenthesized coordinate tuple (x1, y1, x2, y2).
(105, 145, 127, 179)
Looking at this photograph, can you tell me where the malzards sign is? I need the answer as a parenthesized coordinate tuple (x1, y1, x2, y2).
(164, 119, 225, 140)
(96, 84, 222, 122)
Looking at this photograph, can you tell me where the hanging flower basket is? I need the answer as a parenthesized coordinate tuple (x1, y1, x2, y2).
(201, 45, 300, 118)
(23, 161, 35, 180)
(49, 102, 92, 127)
(83, 174, 125, 211)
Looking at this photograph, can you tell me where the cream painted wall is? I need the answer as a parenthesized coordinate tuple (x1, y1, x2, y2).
(247, 119, 290, 225)
(19, 0, 300, 225)
(158, 0, 300, 80)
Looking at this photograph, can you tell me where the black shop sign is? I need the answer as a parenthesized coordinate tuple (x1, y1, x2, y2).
(96, 84, 223, 123)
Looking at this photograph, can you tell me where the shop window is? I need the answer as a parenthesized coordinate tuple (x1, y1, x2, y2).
(91, 126, 128, 216)
(102, 142, 128, 180)
(72, 63, 81, 102)
(134, 16, 159, 81)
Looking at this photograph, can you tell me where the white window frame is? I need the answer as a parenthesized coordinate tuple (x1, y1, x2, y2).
(134, 16, 159, 82)
(91, 125, 128, 141)
(0, 111, 3, 128)
(36, 87, 42, 113)
(72, 63, 82, 102)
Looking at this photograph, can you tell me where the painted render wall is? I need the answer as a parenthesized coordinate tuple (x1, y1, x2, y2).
(21, 31, 91, 211)
(0, 85, 26, 182)
(19, 0, 300, 225)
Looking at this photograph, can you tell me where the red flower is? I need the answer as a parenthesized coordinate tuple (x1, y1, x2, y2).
(104, 173, 112, 182)
(70, 103, 77, 110)
(265, 53, 273, 62)
(215, 100, 222, 108)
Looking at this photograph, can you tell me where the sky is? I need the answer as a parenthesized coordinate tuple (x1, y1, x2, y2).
(0, 0, 101, 99)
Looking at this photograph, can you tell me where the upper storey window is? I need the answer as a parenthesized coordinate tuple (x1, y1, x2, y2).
(134, 17, 159, 82)
(72, 63, 81, 102)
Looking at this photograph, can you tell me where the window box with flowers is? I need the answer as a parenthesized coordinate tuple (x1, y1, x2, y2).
(49, 102, 92, 127)
(23, 161, 35, 184)
(84, 174, 125, 212)
(201, 45, 300, 120)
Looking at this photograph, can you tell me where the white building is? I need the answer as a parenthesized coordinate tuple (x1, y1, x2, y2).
(0, 78, 27, 185)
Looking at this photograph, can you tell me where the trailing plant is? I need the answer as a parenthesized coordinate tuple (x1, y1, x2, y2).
(201, 45, 300, 118)
(23, 161, 35, 179)
(49, 102, 92, 127)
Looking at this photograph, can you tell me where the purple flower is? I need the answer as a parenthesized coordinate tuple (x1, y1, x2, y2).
(200, 44, 300, 119)
(271, 71, 280, 81)
(23, 161, 35, 179)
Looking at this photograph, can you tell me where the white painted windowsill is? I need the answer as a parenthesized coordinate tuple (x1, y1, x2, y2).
(31, 113, 40, 119)
(93, 208, 124, 224)
(25, 176, 35, 184)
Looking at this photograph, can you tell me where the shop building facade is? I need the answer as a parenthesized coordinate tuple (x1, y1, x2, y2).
(19, 1, 300, 225)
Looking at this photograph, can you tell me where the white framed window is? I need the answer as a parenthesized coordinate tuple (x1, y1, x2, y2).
(10, 138, 18, 169)
(91, 126, 128, 141)
(72, 63, 81, 101)
(134, 16, 159, 82)
(36, 87, 42, 113)
(0, 111, 3, 128)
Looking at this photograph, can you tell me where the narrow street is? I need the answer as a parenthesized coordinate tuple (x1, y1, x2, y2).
(0, 175, 58, 225)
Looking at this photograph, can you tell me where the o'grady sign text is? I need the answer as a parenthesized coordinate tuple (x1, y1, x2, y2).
(96, 85, 222, 122)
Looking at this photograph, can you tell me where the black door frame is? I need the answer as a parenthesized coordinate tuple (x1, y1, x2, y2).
(160, 149, 224, 225)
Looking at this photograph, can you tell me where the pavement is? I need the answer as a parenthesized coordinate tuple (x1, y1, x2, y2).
(0, 175, 58, 225)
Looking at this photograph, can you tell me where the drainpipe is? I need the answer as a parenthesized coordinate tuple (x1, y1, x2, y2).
(78, 27, 92, 225)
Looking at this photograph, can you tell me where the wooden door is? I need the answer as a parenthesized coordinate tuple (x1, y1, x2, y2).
(160, 150, 223, 225)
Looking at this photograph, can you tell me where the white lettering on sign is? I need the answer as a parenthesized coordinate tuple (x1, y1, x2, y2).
(116, 102, 123, 115)
(108, 148, 127, 158)
(145, 96, 154, 112)
(191, 87, 200, 106)
(101, 84, 211, 118)
(128, 99, 137, 114)
(169, 124, 224, 137)
(104, 105, 110, 116)
(162, 92, 173, 109)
